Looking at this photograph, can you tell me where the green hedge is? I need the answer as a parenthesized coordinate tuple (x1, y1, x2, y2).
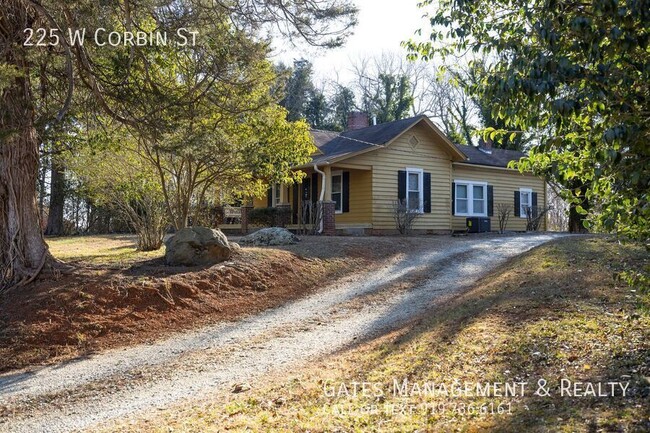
(248, 207, 291, 227)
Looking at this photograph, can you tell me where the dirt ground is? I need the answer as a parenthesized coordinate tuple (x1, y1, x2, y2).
(0, 235, 424, 373)
(102, 236, 649, 433)
(0, 234, 561, 433)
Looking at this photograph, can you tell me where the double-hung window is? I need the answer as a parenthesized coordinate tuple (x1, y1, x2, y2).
(273, 183, 281, 207)
(455, 180, 487, 216)
(331, 171, 343, 213)
(519, 188, 532, 218)
(406, 168, 424, 213)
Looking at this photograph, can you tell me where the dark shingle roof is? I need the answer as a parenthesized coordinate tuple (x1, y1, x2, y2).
(455, 144, 526, 168)
(307, 115, 524, 169)
(311, 130, 340, 148)
(309, 115, 427, 164)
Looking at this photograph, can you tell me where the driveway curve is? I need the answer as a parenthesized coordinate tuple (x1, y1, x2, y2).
(0, 234, 563, 433)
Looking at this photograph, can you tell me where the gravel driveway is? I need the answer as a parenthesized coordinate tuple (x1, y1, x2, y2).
(0, 234, 562, 432)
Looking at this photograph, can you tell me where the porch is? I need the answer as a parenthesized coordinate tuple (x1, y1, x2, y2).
(220, 163, 374, 234)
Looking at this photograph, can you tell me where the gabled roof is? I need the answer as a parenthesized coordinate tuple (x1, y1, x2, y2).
(303, 115, 524, 169)
(305, 115, 466, 166)
(454, 144, 526, 168)
(309, 116, 425, 164)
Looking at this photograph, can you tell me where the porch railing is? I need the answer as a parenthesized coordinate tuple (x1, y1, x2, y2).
(223, 206, 241, 223)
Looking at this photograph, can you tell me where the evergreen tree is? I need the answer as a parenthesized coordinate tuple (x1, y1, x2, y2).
(280, 59, 314, 121)
(330, 85, 356, 131)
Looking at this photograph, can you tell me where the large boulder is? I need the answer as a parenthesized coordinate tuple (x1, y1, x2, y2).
(239, 227, 299, 246)
(165, 227, 231, 266)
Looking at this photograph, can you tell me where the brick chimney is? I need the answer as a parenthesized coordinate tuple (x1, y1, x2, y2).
(347, 111, 369, 130)
(478, 137, 493, 154)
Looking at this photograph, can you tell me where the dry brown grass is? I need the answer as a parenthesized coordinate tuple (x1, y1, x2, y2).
(106, 237, 650, 433)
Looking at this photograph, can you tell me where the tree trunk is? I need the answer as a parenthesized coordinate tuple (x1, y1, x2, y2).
(567, 182, 590, 234)
(38, 146, 48, 223)
(459, 100, 473, 147)
(568, 203, 589, 233)
(136, 223, 164, 251)
(44, 158, 66, 236)
(0, 6, 51, 290)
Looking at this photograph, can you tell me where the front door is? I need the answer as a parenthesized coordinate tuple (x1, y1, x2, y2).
(301, 178, 312, 224)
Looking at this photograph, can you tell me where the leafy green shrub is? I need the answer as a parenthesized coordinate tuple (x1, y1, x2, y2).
(248, 207, 291, 228)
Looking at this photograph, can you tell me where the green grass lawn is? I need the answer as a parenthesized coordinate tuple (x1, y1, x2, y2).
(46, 234, 164, 265)
(109, 237, 650, 433)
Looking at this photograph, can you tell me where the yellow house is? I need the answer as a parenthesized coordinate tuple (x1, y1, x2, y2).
(252, 114, 546, 234)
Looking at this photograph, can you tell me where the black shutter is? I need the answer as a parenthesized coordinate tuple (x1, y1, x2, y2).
(423, 172, 432, 213)
(398, 170, 406, 203)
(487, 185, 494, 217)
(451, 182, 456, 215)
(342, 171, 350, 213)
(267, 187, 273, 207)
(532, 192, 538, 217)
(311, 173, 319, 203)
(514, 191, 520, 217)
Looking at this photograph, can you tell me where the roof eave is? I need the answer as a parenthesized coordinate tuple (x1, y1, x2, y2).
(453, 161, 524, 171)
(298, 115, 469, 169)
(294, 148, 379, 169)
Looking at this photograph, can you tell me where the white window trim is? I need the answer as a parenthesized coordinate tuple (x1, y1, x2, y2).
(454, 179, 488, 217)
(272, 183, 281, 207)
(405, 167, 424, 214)
(519, 188, 532, 218)
(331, 170, 343, 214)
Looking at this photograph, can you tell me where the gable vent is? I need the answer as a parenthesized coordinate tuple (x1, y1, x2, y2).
(409, 135, 420, 149)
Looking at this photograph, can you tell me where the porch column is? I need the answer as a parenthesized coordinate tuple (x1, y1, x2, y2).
(323, 166, 333, 201)
(321, 200, 336, 235)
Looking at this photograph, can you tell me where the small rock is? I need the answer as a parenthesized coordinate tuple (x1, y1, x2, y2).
(252, 281, 268, 292)
(271, 396, 286, 407)
(232, 382, 251, 393)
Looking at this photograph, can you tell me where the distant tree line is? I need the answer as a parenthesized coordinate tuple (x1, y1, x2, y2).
(276, 53, 530, 153)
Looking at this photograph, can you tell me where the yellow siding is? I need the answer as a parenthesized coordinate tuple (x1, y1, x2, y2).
(251, 185, 288, 209)
(249, 119, 547, 233)
(451, 164, 546, 231)
(296, 168, 372, 224)
(332, 168, 372, 224)
(252, 196, 267, 208)
(344, 122, 455, 230)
